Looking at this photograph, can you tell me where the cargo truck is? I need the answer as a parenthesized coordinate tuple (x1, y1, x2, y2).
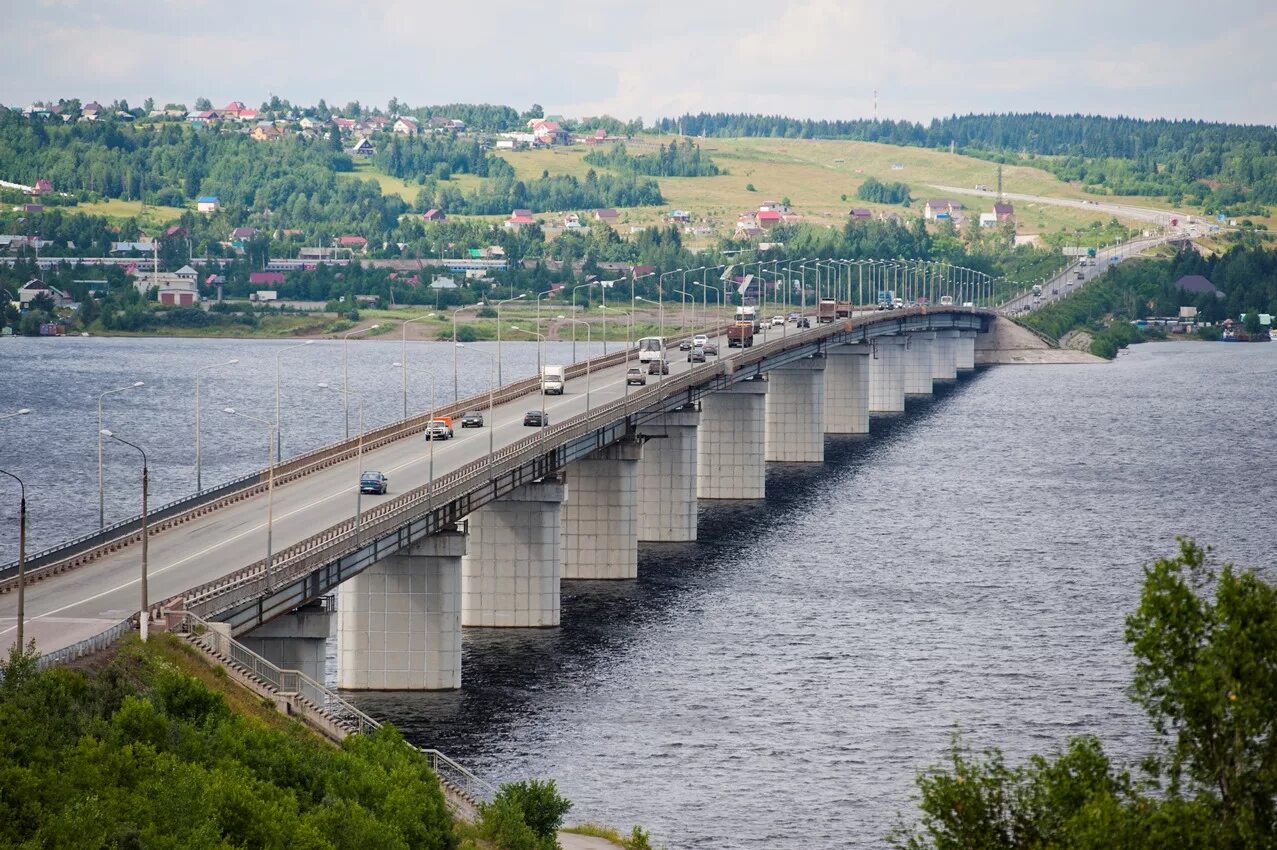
(734, 305, 760, 332)
(817, 299, 838, 323)
(877, 290, 894, 309)
(541, 364, 566, 395)
(727, 322, 755, 348)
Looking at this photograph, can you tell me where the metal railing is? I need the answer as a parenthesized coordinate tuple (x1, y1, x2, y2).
(169, 610, 495, 804)
(35, 618, 133, 670)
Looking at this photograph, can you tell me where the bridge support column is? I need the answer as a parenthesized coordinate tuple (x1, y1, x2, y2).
(337, 531, 463, 690)
(563, 440, 641, 579)
(462, 481, 564, 628)
(767, 357, 827, 462)
(241, 602, 331, 685)
(698, 379, 767, 499)
(869, 335, 907, 415)
(956, 330, 976, 372)
(637, 408, 700, 541)
(904, 331, 936, 397)
(931, 329, 960, 383)
(824, 344, 871, 435)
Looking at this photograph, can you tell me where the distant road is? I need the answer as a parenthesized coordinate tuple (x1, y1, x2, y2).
(1000, 234, 1183, 316)
(926, 184, 1191, 226)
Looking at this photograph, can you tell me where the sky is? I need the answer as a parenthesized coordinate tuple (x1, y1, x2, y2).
(5, 0, 1276, 126)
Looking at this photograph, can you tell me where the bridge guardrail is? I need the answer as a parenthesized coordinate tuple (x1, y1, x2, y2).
(169, 610, 496, 804)
(176, 309, 985, 621)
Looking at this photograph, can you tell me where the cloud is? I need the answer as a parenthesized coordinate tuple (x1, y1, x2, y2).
(1, 0, 1274, 125)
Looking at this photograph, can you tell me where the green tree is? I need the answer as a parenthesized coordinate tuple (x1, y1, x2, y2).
(1242, 308, 1263, 335)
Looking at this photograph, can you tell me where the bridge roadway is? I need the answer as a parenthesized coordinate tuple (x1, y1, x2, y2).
(1, 309, 986, 657)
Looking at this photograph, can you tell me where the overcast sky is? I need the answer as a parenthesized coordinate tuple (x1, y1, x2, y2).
(6, 0, 1275, 125)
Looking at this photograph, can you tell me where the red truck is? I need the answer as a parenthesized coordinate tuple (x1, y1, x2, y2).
(727, 322, 755, 348)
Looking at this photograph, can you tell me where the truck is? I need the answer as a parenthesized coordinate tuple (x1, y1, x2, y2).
(541, 365, 566, 395)
(939, 295, 954, 306)
(835, 301, 853, 318)
(734, 305, 760, 332)
(817, 299, 838, 323)
(727, 322, 755, 348)
(877, 290, 894, 309)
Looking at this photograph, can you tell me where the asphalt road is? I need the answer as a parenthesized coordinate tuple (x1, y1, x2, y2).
(926, 184, 1192, 226)
(0, 319, 817, 656)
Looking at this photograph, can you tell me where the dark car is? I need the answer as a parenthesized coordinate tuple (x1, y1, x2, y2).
(359, 471, 389, 495)
(796, 317, 811, 329)
(687, 346, 706, 363)
(702, 342, 718, 356)
(523, 410, 549, 427)
(460, 410, 484, 428)
(678, 339, 693, 351)
(647, 358, 670, 375)
(626, 367, 647, 386)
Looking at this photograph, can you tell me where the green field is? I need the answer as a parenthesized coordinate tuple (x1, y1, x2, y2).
(75, 198, 187, 227)
(341, 160, 484, 204)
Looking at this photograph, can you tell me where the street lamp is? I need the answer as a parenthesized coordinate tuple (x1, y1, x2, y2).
(450, 303, 483, 402)
(391, 361, 439, 500)
(495, 293, 527, 385)
(455, 344, 496, 456)
(630, 271, 655, 342)
(534, 287, 557, 373)
(342, 324, 381, 439)
(317, 384, 369, 535)
(559, 316, 593, 408)
(98, 381, 145, 529)
(600, 305, 634, 395)
(195, 359, 238, 494)
(274, 339, 314, 462)
(223, 408, 277, 586)
(400, 313, 436, 417)
(658, 269, 681, 335)
(99, 429, 150, 641)
(680, 267, 706, 331)
(570, 281, 600, 363)
(507, 326, 547, 437)
(0, 465, 27, 651)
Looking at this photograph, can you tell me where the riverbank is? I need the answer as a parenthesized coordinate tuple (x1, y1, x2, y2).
(975, 315, 1106, 364)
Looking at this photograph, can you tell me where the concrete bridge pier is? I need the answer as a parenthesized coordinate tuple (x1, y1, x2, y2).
(931, 329, 960, 383)
(766, 357, 827, 461)
(563, 440, 641, 579)
(462, 481, 565, 628)
(823, 344, 871, 435)
(637, 407, 700, 541)
(698, 379, 768, 499)
(956, 330, 977, 372)
(241, 601, 331, 685)
(337, 530, 463, 690)
(869, 335, 908, 415)
(904, 331, 936, 398)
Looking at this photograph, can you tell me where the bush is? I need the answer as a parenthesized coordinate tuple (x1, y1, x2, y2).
(476, 306, 497, 318)
(1197, 325, 1223, 341)
(492, 780, 572, 841)
(455, 325, 480, 342)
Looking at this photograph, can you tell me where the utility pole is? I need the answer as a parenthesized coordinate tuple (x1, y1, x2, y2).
(997, 164, 1003, 202)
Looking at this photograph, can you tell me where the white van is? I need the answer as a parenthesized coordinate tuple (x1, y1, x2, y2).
(637, 337, 666, 364)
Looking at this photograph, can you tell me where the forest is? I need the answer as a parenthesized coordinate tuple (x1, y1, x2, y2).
(583, 139, 721, 177)
(855, 176, 911, 205)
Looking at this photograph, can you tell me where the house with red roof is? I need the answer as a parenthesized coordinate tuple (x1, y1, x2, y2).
(422, 209, 447, 222)
(249, 271, 286, 286)
(334, 235, 368, 252)
(594, 208, 619, 222)
(505, 209, 536, 230)
(756, 209, 783, 229)
(221, 101, 248, 119)
(31, 179, 54, 196)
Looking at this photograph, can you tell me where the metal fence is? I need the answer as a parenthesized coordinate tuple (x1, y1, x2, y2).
(35, 618, 133, 670)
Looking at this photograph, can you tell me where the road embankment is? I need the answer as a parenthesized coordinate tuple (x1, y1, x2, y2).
(976, 316, 1106, 365)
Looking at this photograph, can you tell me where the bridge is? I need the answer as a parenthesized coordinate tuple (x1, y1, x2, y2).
(2, 307, 993, 690)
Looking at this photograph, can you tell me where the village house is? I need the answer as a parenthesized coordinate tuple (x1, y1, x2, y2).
(1174, 274, 1223, 298)
(197, 196, 220, 214)
(393, 116, 420, 136)
(849, 208, 873, 220)
(349, 137, 375, 156)
(30, 179, 54, 196)
(230, 227, 258, 249)
(759, 200, 790, 214)
(994, 202, 1015, 222)
(334, 235, 369, 253)
(924, 199, 963, 221)
(563, 213, 582, 229)
(756, 209, 783, 229)
(505, 209, 536, 230)
(528, 118, 570, 145)
(422, 209, 447, 222)
(979, 212, 999, 228)
(251, 124, 284, 142)
(18, 279, 71, 307)
(594, 208, 619, 222)
(670, 209, 691, 223)
(80, 102, 103, 121)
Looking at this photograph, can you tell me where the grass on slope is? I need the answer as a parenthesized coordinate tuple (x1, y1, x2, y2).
(75, 198, 187, 227)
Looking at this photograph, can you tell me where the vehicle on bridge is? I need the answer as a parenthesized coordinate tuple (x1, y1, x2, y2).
(541, 365, 566, 395)
(693, 334, 709, 348)
(678, 338, 693, 351)
(460, 411, 484, 428)
(425, 417, 453, 440)
(818, 299, 838, 322)
(647, 358, 671, 375)
(940, 295, 954, 306)
(702, 340, 719, 354)
(523, 410, 549, 427)
(796, 317, 810, 328)
(1032, 284, 1043, 297)
(625, 367, 647, 386)
(637, 336, 666, 363)
(688, 346, 706, 363)
(727, 322, 755, 348)
(734, 305, 760, 331)
(771, 316, 785, 327)
(359, 471, 389, 494)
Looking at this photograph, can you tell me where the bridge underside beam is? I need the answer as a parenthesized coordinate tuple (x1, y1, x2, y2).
(239, 602, 331, 685)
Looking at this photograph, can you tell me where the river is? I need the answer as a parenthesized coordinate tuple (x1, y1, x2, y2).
(3, 338, 1275, 847)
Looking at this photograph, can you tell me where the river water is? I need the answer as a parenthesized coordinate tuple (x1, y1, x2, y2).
(3, 338, 1275, 847)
